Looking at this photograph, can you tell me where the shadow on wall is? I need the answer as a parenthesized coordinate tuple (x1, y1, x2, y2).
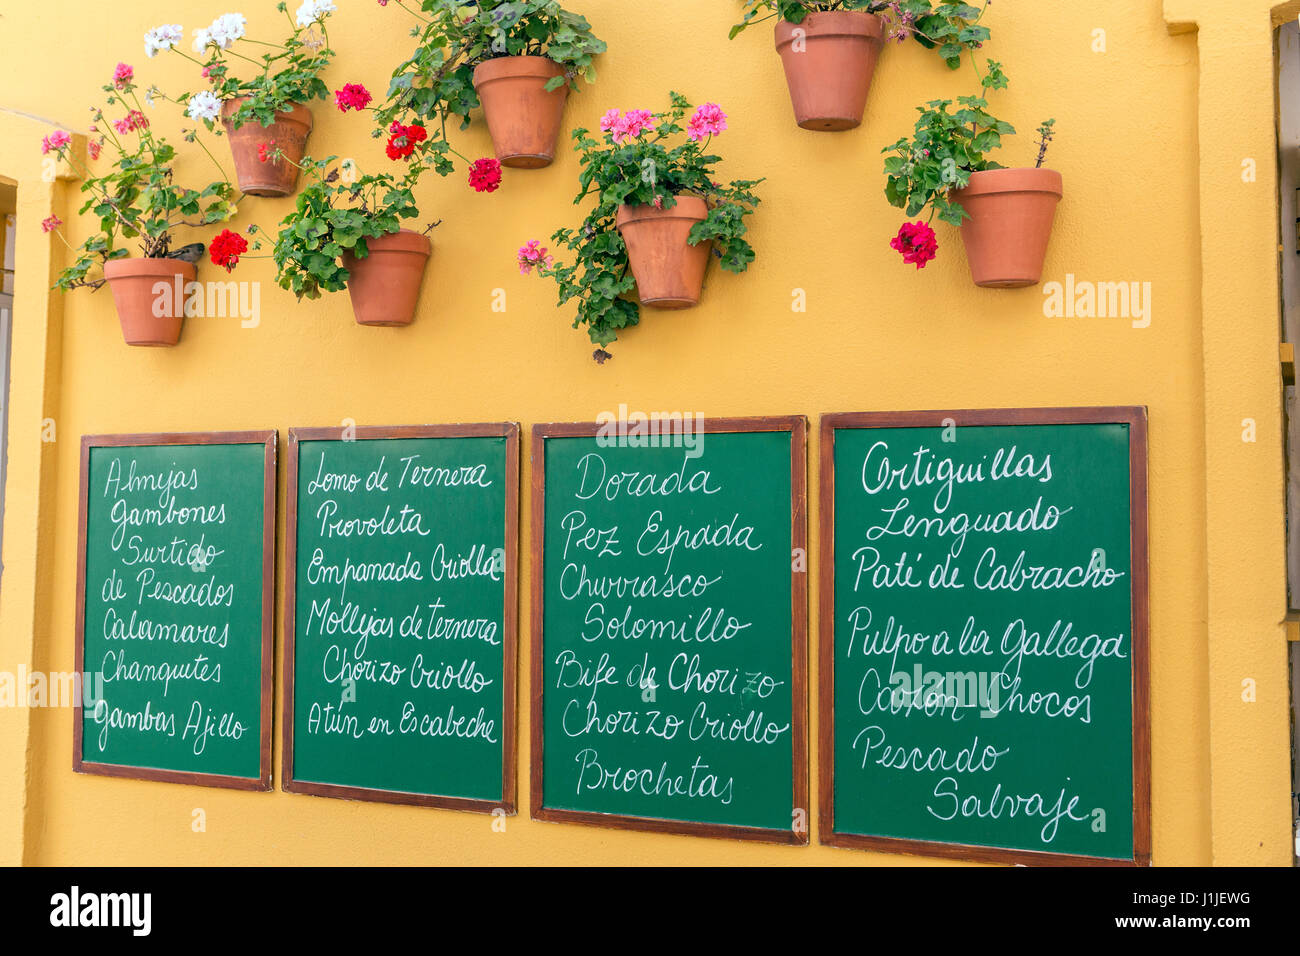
(0, 179, 15, 588)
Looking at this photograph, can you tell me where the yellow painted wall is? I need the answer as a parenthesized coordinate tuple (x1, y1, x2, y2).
(0, 0, 1291, 865)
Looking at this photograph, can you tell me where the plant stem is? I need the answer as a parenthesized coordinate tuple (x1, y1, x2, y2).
(393, 0, 435, 26)
(171, 49, 215, 71)
(221, 47, 271, 71)
(191, 131, 233, 189)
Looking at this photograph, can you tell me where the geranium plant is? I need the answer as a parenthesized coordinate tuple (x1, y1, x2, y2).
(730, 0, 992, 67)
(254, 123, 437, 298)
(145, 1, 336, 131)
(883, 63, 1009, 226)
(884, 109, 1059, 274)
(521, 93, 761, 362)
(374, 0, 605, 178)
(881, 39, 1058, 271)
(44, 63, 236, 290)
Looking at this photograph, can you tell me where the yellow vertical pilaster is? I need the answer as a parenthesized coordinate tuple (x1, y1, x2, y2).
(1165, 0, 1295, 865)
(0, 110, 74, 866)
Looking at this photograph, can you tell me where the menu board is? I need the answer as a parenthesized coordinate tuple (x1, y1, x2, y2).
(531, 417, 808, 843)
(282, 424, 518, 812)
(819, 408, 1150, 865)
(74, 432, 276, 790)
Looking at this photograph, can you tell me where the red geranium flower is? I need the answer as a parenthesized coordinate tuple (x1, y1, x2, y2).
(468, 157, 502, 193)
(209, 229, 249, 273)
(385, 121, 427, 160)
(890, 221, 939, 269)
(334, 83, 373, 113)
(258, 140, 278, 163)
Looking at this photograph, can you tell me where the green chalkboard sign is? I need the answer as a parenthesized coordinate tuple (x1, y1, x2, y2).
(75, 431, 276, 790)
(819, 408, 1150, 865)
(282, 424, 518, 812)
(531, 418, 808, 844)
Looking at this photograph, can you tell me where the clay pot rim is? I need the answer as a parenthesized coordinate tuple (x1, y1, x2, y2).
(343, 228, 433, 259)
(220, 96, 314, 131)
(954, 167, 1064, 199)
(615, 195, 709, 227)
(102, 257, 197, 280)
(775, 10, 883, 47)
(473, 54, 567, 86)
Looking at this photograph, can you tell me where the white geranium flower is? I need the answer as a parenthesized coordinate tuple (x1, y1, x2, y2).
(208, 13, 247, 49)
(192, 27, 213, 53)
(187, 90, 223, 122)
(144, 24, 183, 58)
(295, 0, 337, 29)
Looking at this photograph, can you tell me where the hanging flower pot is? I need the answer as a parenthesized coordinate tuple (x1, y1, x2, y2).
(45, 67, 235, 340)
(221, 97, 314, 197)
(472, 56, 570, 169)
(342, 229, 433, 327)
(102, 258, 194, 347)
(951, 168, 1063, 288)
(774, 11, 884, 132)
(615, 196, 712, 309)
(522, 97, 758, 362)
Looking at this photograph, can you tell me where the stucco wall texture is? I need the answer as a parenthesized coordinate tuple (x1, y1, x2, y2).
(0, 0, 1291, 865)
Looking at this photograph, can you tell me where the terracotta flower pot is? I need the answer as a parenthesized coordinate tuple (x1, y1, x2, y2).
(951, 168, 1064, 288)
(774, 11, 884, 131)
(615, 196, 711, 309)
(103, 257, 194, 347)
(342, 229, 432, 327)
(473, 56, 569, 169)
(221, 97, 313, 197)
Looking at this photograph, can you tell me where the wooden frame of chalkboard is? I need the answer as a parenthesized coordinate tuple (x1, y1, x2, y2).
(74, 430, 277, 791)
(817, 407, 1152, 866)
(529, 416, 810, 844)
(280, 423, 520, 813)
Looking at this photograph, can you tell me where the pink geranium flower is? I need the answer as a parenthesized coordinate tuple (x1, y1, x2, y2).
(890, 221, 939, 269)
(113, 63, 135, 89)
(88, 139, 103, 160)
(41, 215, 62, 234)
(615, 109, 655, 143)
(40, 130, 72, 155)
(601, 109, 656, 145)
(687, 103, 727, 141)
(517, 240, 553, 276)
(113, 110, 149, 135)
